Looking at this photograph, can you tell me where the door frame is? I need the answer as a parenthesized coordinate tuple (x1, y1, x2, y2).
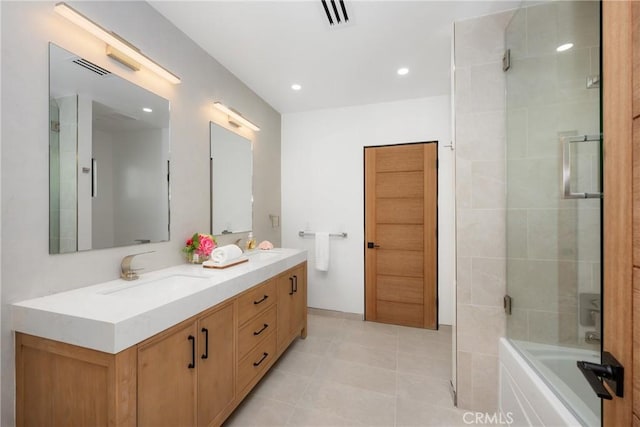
(363, 141, 439, 329)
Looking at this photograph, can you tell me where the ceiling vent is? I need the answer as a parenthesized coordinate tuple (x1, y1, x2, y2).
(72, 58, 111, 77)
(321, 0, 349, 26)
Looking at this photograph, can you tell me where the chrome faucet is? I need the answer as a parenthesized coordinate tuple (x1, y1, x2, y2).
(120, 251, 154, 281)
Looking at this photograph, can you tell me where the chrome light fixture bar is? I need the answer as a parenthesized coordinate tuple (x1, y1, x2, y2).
(213, 102, 261, 132)
(53, 2, 181, 84)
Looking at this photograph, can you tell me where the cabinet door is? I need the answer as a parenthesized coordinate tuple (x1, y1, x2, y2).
(277, 271, 295, 352)
(291, 264, 307, 338)
(197, 301, 235, 427)
(138, 321, 197, 427)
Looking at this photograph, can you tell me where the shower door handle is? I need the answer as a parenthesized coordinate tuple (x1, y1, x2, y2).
(577, 351, 624, 400)
(561, 134, 603, 199)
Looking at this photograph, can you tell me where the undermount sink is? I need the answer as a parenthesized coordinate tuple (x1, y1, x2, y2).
(100, 274, 209, 298)
(245, 251, 280, 261)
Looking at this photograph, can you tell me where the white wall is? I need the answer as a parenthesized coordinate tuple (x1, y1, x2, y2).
(1, 2, 281, 424)
(282, 96, 454, 325)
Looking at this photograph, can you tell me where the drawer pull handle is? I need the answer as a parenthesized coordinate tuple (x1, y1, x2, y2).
(188, 335, 196, 369)
(293, 275, 298, 293)
(201, 327, 209, 359)
(289, 277, 295, 295)
(253, 323, 269, 336)
(253, 295, 269, 305)
(253, 352, 269, 367)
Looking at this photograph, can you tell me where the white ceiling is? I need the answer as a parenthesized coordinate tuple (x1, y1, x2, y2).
(150, 1, 519, 114)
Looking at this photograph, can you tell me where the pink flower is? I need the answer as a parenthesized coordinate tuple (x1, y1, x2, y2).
(197, 234, 215, 256)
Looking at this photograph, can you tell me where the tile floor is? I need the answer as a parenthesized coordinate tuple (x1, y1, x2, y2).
(224, 309, 471, 426)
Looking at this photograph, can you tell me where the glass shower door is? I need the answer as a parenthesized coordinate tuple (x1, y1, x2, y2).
(504, 2, 602, 426)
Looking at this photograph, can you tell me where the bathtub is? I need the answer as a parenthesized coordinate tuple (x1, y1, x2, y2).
(499, 338, 600, 426)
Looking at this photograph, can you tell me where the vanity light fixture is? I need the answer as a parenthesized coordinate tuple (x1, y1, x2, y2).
(213, 102, 261, 132)
(53, 2, 181, 84)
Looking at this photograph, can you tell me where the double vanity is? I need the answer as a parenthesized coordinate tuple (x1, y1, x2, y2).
(13, 249, 307, 427)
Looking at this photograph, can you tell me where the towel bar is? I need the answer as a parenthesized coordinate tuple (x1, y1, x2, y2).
(298, 231, 347, 238)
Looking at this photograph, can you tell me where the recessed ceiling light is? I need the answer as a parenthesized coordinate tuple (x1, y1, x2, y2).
(291, 84, 302, 91)
(142, 107, 153, 113)
(556, 43, 574, 52)
(397, 67, 409, 76)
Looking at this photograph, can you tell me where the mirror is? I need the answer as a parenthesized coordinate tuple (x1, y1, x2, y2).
(49, 43, 170, 254)
(210, 122, 252, 235)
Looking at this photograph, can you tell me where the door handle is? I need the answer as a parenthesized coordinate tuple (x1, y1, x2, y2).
(289, 277, 294, 295)
(293, 275, 298, 293)
(367, 242, 380, 249)
(561, 134, 603, 199)
(577, 351, 624, 400)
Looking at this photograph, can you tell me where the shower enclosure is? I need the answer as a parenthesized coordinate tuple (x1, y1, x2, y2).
(504, 2, 602, 426)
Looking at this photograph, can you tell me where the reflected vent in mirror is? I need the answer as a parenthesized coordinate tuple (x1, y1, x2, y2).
(72, 58, 111, 77)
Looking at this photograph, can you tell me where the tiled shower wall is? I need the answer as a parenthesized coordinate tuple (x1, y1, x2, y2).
(454, 10, 513, 412)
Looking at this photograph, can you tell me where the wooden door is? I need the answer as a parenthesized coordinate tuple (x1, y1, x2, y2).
(364, 143, 438, 329)
(197, 301, 235, 427)
(603, 0, 638, 424)
(138, 321, 197, 427)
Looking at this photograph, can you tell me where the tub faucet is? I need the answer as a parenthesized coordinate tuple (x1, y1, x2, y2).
(121, 251, 155, 281)
(585, 331, 601, 344)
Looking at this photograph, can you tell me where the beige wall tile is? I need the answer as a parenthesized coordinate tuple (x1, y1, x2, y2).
(455, 11, 515, 68)
(471, 257, 506, 307)
(471, 354, 499, 412)
(471, 161, 505, 209)
(456, 351, 473, 409)
(457, 256, 472, 305)
(457, 209, 506, 258)
(457, 305, 505, 356)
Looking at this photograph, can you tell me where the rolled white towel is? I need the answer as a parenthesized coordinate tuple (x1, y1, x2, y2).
(211, 244, 243, 264)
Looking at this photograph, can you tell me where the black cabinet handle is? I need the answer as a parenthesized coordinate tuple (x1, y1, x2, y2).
(289, 277, 294, 295)
(367, 242, 380, 249)
(253, 295, 269, 305)
(201, 327, 209, 359)
(253, 352, 269, 367)
(293, 275, 298, 293)
(253, 323, 269, 336)
(188, 335, 195, 369)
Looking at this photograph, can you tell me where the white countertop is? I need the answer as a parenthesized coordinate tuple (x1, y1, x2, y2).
(12, 248, 307, 354)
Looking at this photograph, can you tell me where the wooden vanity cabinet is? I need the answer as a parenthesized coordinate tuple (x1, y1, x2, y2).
(277, 263, 308, 354)
(15, 333, 137, 427)
(137, 300, 235, 427)
(15, 261, 307, 427)
(137, 320, 197, 427)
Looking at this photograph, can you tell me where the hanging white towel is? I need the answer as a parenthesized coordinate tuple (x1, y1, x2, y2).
(315, 232, 330, 271)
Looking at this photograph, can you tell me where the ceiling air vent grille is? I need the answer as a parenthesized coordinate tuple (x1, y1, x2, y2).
(72, 58, 111, 77)
(321, 0, 349, 26)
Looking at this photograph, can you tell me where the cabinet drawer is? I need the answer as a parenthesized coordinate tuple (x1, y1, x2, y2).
(237, 278, 276, 325)
(237, 331, 276, 392)
(238, 305, 277, 360)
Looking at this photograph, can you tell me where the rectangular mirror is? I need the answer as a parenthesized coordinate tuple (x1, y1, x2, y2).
(49, 43, 170, 253)
(210, 122, 252, 235)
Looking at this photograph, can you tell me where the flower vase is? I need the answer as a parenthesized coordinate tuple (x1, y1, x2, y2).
(187, 252, 209, 264)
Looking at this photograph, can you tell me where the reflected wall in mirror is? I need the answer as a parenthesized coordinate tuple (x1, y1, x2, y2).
(210, 122, 253, 235)
(49, 43, 170, 254)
